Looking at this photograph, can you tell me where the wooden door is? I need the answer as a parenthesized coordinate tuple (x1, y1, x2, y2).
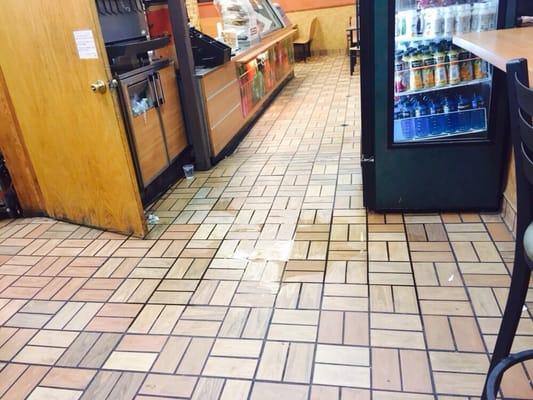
(158, 65, 189, 160)
(0, 0, 146, 236)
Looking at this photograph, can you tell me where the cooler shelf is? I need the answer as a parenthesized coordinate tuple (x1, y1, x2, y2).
(396, 34, 452, 43)
(394, 107, 487, 143)
(395, 76, 492, 97)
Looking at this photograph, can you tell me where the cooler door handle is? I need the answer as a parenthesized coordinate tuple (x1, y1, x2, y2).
(149, 75, 160, 108)
(155, 72, 165, 106)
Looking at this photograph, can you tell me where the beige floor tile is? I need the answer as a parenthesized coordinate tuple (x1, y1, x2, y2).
(371, 330, 426, 349)
(103, 351, 157, 372)
(372, 348, 401, 390)
(313, 363, 370, 388)
(433, 372, 486, 396)
(400, 350, 433, 393)
(14, 346, 65, 365)
(256, 341, 289, 381)
(250, 382, 308, 400)
(371, 313, 422, 331)
(140, 374, 197, 398)
(315, 344, 369, 366)
(284, 343, 314, 383)
(27, 387, 82, 400)
(203, 356, 257, 379)
(211, 338, 262, 358)
(220, 380, 252, 400)
(271, 309, 319, 325)
(268, 324, 317, 342)
(430, 352, 489, 373)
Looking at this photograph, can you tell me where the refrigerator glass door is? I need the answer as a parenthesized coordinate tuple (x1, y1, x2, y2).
(393, 0, 499, 144)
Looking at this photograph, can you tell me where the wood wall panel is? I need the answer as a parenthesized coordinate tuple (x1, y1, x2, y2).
(210, 104, 246, 156)
(0, 68, 44, 214)
(204, 80, 241, 128)
(130, 108, 169, 185)
(0, 0, 146, 236)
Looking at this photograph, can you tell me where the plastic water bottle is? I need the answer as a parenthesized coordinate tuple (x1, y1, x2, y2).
(443, 96, 459, 133)
(471, 93, 486, 130)
(400, 99, 415, 140)
(458, 95, 472, 132)
(415, 98, 430, 138)
(429, 97, 445, 136)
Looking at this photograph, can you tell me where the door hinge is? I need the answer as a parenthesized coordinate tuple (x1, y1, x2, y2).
(361, 155, 375, 163)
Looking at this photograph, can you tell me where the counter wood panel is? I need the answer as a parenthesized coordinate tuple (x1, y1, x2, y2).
(198, 29, 295, 159)
(200, 61, 245, 156)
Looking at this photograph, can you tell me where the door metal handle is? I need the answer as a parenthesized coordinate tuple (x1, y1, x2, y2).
(156, 73, 165, 105)
(91, 80, 107, 94)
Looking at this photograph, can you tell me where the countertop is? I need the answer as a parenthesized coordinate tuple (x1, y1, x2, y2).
(453, 27, 533, 82)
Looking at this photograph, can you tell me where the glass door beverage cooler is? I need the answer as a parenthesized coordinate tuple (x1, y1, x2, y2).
(360, 0, 517, 211)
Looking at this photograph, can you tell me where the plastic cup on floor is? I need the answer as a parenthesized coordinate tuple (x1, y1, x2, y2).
(182, 164, 195, 180)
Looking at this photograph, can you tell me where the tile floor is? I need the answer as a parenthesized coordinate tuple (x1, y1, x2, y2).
(0, 56, 532, 399)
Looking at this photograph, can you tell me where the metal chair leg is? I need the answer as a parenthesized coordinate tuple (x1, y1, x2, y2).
(481, 243, 531, 399)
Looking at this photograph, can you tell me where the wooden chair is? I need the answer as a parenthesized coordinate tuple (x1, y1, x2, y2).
(293, 17, 317, 62)
(481, 58, 533, 399)
(349, 1, 360, 75)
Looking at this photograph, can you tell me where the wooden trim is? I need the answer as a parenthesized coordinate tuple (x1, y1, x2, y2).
(0, 67, 44, 214)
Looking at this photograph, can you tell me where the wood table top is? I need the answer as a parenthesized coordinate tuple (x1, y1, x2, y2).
(453, 27, 533, 82)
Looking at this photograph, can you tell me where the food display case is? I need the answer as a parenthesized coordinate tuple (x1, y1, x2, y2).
(195, 0, 296, 161)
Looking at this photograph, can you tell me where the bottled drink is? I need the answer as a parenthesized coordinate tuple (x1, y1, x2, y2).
(434, 45, 448, 87)
(416, 7, 424, 36)
(455, 4, 471, 34)
(447, 47, 461, 85)
(471, 3, 481, 32)
(414, 98, 430, 137)
(423, 7, 444, 37)
(480, 2, 494, 31)
(443, 7, 455, 36)
(409, 51, 424, 91)
(400, 98, 415, 140)
(429, 97, 444, 136)
(422, 47, 436, 89)
(443, 96, 459, 132)
(488, 2, 498, 30)
(472, 58, 487, 79)
(395, 52, 409, 93)
(457, 94, 472, 132)
(471, 93, 486, 130)
(405, 9, 417, 37)
(459, 49, 474, 82)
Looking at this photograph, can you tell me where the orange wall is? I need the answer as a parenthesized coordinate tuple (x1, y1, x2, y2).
(275, 0, 354, 12)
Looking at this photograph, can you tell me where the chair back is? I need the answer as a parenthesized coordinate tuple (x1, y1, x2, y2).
(308, 17, 318, 41)
(514, 66, 533, 186)
(507, 58, 533, 241)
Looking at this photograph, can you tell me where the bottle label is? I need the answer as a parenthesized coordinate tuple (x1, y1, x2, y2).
(449, 64, 460, 84)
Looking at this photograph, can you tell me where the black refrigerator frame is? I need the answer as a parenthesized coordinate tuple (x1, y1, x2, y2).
(360, 0, 518, 213)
